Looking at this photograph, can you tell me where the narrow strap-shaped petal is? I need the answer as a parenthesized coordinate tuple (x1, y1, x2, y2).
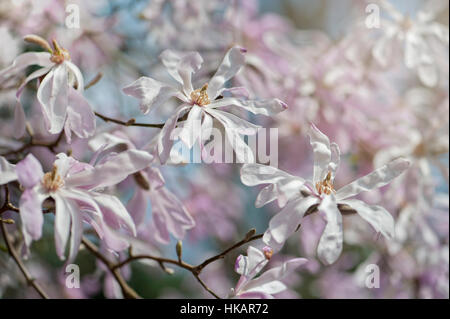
(0, 52, 52, 81)
(66, 87, 96, 139)
(336, 158, 410, 200)
(317, 195, 343, 265)
(178, 104, 203, 149)
(0, 156, 17, 185)
(53, 193, 72, 260)
(209, 97, 287, 116)
(19, 187, 47, 245)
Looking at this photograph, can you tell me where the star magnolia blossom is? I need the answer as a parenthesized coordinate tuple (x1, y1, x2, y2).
(88, 131, 195, 244)
(123, 46, 287, 163)
(0, 35, 95, 141)
(0, 149, 153, 261)
(241, 124, 410, 265)
(373, 0, 449, 87)
(230, 245, 307, 298)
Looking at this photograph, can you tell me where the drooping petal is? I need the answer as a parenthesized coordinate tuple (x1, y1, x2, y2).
(317, 195, 343, 265)
(158, 104, 190, 164)
(19, 187, 47, 244)
(66, 87, 96, 139)
(53, 193, 72, 260)
(207, 47, 246, 99)
(15, 154, 44, 189)
(263, 196, 318, 252)
(160, 50, 203, 96)
(329, 142, 340, 179)
(235, 246, 267, 278)
(341, 199, 395, 240)
(65, 150, 153, 189)
(67, 198, 83, 262)
(123, 77, 184, 114)
(0, 156, 17, 185)
(308, 124, 332, 184)
(209, 97, 287, 116)
(127, 188, 148, 227)
(178, 104, 203, 149)
(335, 158, 410, 200)
(65, 61, 85, 91)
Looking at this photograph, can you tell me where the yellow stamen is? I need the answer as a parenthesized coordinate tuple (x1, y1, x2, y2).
(42, 165, 64, 192)
(315, 171, 335, 195)
(190, 83, 210, 106)
(50, 39, 70, 64)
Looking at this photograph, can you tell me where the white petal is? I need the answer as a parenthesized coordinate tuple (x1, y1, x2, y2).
(207, 47, 246, 99)
(336, 158, 410, 200)
(308, 124, 332, 184)
(317, 195, 343, 265)
(178, 104, 203, 149)
(210, 97, 287, 116)
(0, 156, 17, 185)
(53, 193, 72, 260)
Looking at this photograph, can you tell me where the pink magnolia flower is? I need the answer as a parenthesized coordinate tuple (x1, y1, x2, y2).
(123, 47, 287, 163)
(1, 149, 152, 261)
(241, 124, 410, 265)
(0, 35, 95, 141)
(230, 246, 307, 298)
(373, 0, 449, 87)
(88, 130, 195, 244)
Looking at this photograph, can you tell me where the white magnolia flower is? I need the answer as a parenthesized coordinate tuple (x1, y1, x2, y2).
(123, 46, 287, 163)
(373, 0, 449, 87)
(241, 124, 410, 265)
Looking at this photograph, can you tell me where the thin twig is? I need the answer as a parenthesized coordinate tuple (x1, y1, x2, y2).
(94, 111, 165, 128)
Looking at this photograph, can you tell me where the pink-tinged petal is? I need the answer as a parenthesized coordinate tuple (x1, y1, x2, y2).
(237, 291, 274, 299)
(0, 52, 53, 81)
(66, 87, 96, 139)
(242, 258, 307, 295)
(145, 166, 165, 190)
(210, 97, 287, 116)
(240, 163, 305, 208)
(16, 154, 44, 189)
(37, 65, 69, 134)
(19, 188, 47, 244)
(317, 195, 343, 265)
(92, 193, 136, 236)
(149, 187, 195, 243)
(205, 108, 260, 135)
(207, 47, 246, 99)
(53, 153, 78, 179)
(95, 218, 130, 252)
(65, 150, 153, 189)
(341, 199, 395, 240)
(158, 104, 190, 164)
(88, 132, 136, 153)
(13, 100, 26, 139)
(263, 196, 318, 252)
(160, 50, 203, 96)
(67, 198, 83, 262)
(329, 142, 340, 179)
(178, 105, 203, 149)
(200, 113, 213, 143)
(0, 156, 17, 185)
(127, 188, 148, 227)
(53, 193, 72, 260)
(123, 77, 183, 114)
(335, 158, 410, 200)
(308, 123, 332, 184)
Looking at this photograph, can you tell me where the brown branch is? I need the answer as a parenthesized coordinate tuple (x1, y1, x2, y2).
(1, 130, 65, 157)
(0, 187, 49, 299)
(94, 111, 165, 129)
(81, 236, 141, 299)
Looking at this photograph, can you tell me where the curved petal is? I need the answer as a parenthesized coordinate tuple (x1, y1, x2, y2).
(0, 52, 52, 81)
(53, 193, 72, 260)
(65, 61, 84, 91)
(317, 195, 343, 265)
(123, 77, 184, 114)
(335, 158, 410, 200)
(160, 50, 203, 96)
(0, 156, 17, 185)
(178, 104, 203, 149)
(308, 124, 332, 184)
(207, 47, 246, 99)
(341, 199, 395, 239)
(19, 187, 47, 245)
(263, 196, 318, 252)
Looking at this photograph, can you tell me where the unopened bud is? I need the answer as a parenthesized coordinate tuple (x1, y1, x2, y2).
(176, 240, 183, 263)
(23, 34, 53, 53)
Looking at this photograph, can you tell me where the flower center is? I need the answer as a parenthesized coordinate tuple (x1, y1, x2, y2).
(315, 171, 335, 195)
(42, 165, 64, 192)
(190, 83, 210, 106)
(49, 39, 70, 64)
(263, 246, 273, 260)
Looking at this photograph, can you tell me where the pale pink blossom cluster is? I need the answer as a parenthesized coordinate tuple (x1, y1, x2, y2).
(0, 0, 448, 299)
